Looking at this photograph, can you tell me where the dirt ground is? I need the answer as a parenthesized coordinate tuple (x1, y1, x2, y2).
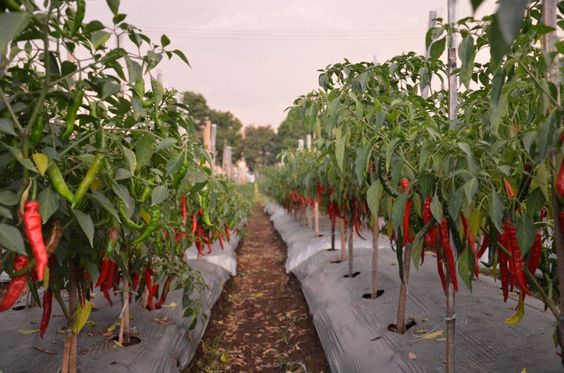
(186, 204, 328, 373)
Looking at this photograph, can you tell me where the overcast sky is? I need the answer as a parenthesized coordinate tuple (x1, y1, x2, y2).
(89, 0, 496, 129)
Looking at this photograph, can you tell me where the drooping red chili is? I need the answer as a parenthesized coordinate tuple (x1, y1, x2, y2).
(224, 224, 231, 241)
(40, 289, 53, 338)
(423, 196, 436, 248)
(507, 223, 528, 295)
(23, 201, 48, 281)
(145, 268, 155, 310)
(477, 234, 489, 259)
(95, 258, 111, 288)
(503, 178, 515, 199)
(0, 256, 29, 311)
(436, 250, 448, 296)
(218, 232, 225, 250)
(181, 195, 187, 225)
(438, 218, 458, 291)
(556, 159, 564, 199)
(527, 231, 542, 275)
(192, 215, 198, 235)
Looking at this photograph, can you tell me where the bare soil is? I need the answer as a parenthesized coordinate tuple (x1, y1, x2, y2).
(186, 204, 328, 373)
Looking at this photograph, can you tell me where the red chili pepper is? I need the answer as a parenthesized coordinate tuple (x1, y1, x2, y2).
(498, 231, 510, 302)
(438, 219, 458, 291)
(224, 224, 231, 241)
(508, 223, 528, 295)
(423, 196, 436, 248)
(199, 207, 204, 216)
(145, 268, 155, 310)
(191, 215, 198, 235)
(40, 289, 53, 338)
(539, 207, 548, 220)
(556, 159, 564, 199)
(0, 256, 29, 311)
(436, 251, 448, 296)
(316, 184, 324, 203)
(23, 201, 48, 281)
(503, 178, 515, 198)
(461, 213, 479, 278)
(218, 232, 225, 250)
(95, 258, 111, 288)
(400, 179, 412, 246)
(195, 238, 204, 255)
(503, 220, 516, 287)
(527, 231, 542, 275)
(104, 260, 116, 290)
(131, 272, 140, 291)
(181, 195, 187, 224)
(477, 234, 489, 259)
(206, 238, 212, 254)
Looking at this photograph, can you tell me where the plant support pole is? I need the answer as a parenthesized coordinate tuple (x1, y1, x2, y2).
(446, 0, 458, 371)
(543, 0, 564, 363)
(371, 219, 379, 299)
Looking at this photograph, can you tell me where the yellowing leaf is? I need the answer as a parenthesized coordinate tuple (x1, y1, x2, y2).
(106, 321, 120, 333)
(72, 300, 92, 334)
(420, 330, 444, 340)
(520, 369, 527, 373)
(32, 153, 49, 176)
(140, 209, 150, 224)
(255, 291, 265, 298)
(18, 329, 39, 335)
(42, 266, 49, 289)
(89, 178, 103, 192)
(504, 294, 525, 325)
(219, 352, 229, 363)
(162, 302, 177, 309)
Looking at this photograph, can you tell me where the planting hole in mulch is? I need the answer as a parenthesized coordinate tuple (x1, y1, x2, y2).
(343, 271, 361, 278)
(330, 259, 342, 263)
(12, 305, 26, 311)
(326, 248, 337, 252)
(362, 290, 385, 299)
(111, 335, 142, 347)
(387, 319, 417, 333)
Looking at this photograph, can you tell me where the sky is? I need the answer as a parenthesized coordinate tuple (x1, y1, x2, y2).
(88, 0, 497, 129)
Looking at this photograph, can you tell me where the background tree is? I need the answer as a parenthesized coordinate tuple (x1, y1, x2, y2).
(276, 108, 308, 151)
(242, 125, 278, 171)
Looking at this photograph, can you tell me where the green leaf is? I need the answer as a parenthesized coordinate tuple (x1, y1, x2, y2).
(73, 210, 94, 248)
(447, 189, 464, 221)
(334, 127, 345, 172)
(0, 13, 30, 54)
(391, 193, 408, 234)
(172, 49, 190, 66)
(122, 145, 137, 174)
(0, 190, 18, 206)
(471, 0, 485, 11)
(38, 187, 59, 223)
(112, 182, 134, 214)
(0, 206, 13, 219)
(1, 142, 37, 172)
(135, 134, 155, 170)
(114, 168, 132, 180)
(430, 194, 443, 222)
(161, 34, 171, 47)
(463, 178, 478, 204)
(125, 57, 142, 83)
(367, 181, 383, 218)
(458, 34, 475, 89)
(489, 16, 510, 70)
(489, 191, 505, 233)
(497, 0, 529, 45)
(429, 36, 446, 60)
(91, 31, 111, 50)
(0, 224, 25, 254)
(516, 215, 536, 257)
(411, 228, 425, 270)
(151, 185, 169, 206)
(354, 145, 370, 185)
(526, 187, 546, 218)
(0, 118, 17, 136)
(156, 137, 177, 151)
(106, 0, 120, 15)
(89, 191, 119, 221)
(457, 247, 474, 291)
(151, 78, 164, 106)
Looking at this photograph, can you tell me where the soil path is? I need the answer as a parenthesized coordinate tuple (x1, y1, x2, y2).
(187, 204, 328, 373)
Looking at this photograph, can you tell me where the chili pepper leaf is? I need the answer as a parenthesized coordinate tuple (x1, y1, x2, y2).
(516, 215, 536, 257)
(125, 57, 142, 83)
(411, 229, 424, 270)
(135, 134, 155, 170)
(447, 189, 464, 221)
(156, 137, 177, 152)
(463, 177, 478, 204)
(122, 145, 137, 174)
(0, 13, 30, 55)
(114, 168, 132, 180)
(525, 187, 545, 219)
(0, 206, 12, 219)
(391, 193, 407, 235)
(106, 0, 120, 15)
(112, 182, 135, 216)
(366, 181, 383, 218)
(0, 190, 18, 206)
(31, 153, 49, 177)
(38, 187, 59, 224)
(172, 49, 191, 67)
(430, 194, 443, 222)
(89, 191, 119, 221)
(504, 295, 525, 325)
(0, 223, 25, 254)
(457, 247, 474, 291)
(1, 142, 37, 173)
(334, 127, 345, 172)
(72, 300, 93, 334)
(17, 329, 39, 335)
(151, 185, 169, 206)
(91, 31, 111, 50)
(489, 191, 505, 233)
(0, 118, 17, 137)
(72, 209, 94, 248)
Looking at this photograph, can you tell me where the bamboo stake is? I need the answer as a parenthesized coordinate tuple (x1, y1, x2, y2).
(371, 220, 379, 299)
(446, 0, 458, 371)
(314, 201, 320, 235)
(340, 218, 347, 261)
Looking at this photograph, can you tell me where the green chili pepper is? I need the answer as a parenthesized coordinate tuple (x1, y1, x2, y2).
(62, 90, 83, 139)
(30, 112, 45, 148)
(0, 0, 21, 11)
(377, 158, 399, 198)
(72, 0, 86, 35)
(72, 153, 105, 208)
(46, 163, 75, 203)
(173, 151, 188, 189)
(133, 205, 161, 244)
(118, 200, 144, 231)
(138, 183, 152, 203)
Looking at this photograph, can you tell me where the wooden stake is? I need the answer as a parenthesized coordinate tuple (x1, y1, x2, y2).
(330, 216, 336, 251)
(543, 0, 563, 362)
(446, 0, 458, 370)
(314, 201, 320, 235)
(371, 221, 379, 299)
(62, 265, 79, 373)
(340, 218, 347, 261)
(395, 244, 412, 333)
(348, 206, 354, 276)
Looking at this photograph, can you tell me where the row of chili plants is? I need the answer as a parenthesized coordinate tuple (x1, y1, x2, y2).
(260, 0, 564, 368)
(0, 0, 251, 372)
